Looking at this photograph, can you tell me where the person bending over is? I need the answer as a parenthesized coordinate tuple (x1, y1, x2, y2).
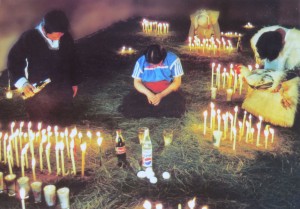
(240, 25, 300, 127)
(8, 10, 82, 125)
(119, 44, 185, 118)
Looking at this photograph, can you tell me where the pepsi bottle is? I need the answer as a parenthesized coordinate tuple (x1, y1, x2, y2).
(142, 129, 152, 169)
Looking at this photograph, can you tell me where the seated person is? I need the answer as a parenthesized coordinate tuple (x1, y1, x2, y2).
(188, 9, 221, 40)
(119, 44, 186, 118)
(240, 25, 300, 127)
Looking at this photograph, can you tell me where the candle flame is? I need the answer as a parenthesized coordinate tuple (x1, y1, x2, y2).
(47, 125, 51, 132)
(37, 122, 42, 130)
(78, 132, 83, 139)
(269, 128, 274, 134)
(203, 110, 208, 117)
(143, 200, 151, 209)
(188, 197, 196, 209)
(264, 129, 269, 137)
(32, 157, 36, 167)
(28, 121, 32, 129)
(80, 142, 87, 152)
(202, 206, 209, 209)
(234, 106, 238, 112)
(20, 121, 24, 128)
(87, 131, 92, 139)
(11, 121, 15, 128)
(155, 203, 163, 209)
(97, 137, 103, 147)
(60, 132, 65, 138)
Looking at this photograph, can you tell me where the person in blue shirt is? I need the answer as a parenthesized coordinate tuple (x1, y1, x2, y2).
(119, 44, 185, 118)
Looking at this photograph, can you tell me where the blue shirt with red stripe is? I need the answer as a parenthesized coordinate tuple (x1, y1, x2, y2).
(132, 51, 184, 82)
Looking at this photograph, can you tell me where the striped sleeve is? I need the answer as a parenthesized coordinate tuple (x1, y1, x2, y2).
(170, 58, 184, 77)
(132, 61, 143, 79)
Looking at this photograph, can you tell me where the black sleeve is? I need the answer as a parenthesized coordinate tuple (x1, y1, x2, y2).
(7, 32, 28, 85)
(64, 33, 83, 86)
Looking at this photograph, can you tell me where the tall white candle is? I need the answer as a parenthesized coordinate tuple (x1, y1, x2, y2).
(269, 128, 275, 143)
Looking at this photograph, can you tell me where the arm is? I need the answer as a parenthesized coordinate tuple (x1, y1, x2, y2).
(8, 32, 36, 98)
(134, 78, 155, 104)
(152, 76, 182, 106)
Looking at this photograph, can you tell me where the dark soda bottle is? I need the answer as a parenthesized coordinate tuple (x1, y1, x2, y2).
(115, 129, 127, 167)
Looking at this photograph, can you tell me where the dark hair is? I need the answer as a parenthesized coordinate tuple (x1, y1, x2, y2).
(43, 10, 69, 33)
(256, 31, 283, 61)
(144, 44, 167, 64)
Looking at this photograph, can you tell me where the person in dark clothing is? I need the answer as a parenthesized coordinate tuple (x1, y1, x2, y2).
(119, 44, 186, 118)
(7, 10, 82, 125)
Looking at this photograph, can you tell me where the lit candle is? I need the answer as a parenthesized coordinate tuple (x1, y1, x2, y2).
(55, 143, 61, 176)
(245, 122, 249, 143)
(256, 123, 261, 146)
(226, 88, 233, 101)
(7, 145, 13, 175)
(4, 133, 8, 164)
(238, 121, 242, 141)
(60, 141, 65, 176)
(32, 157, 36, 181)
(8, 136, 14, 167)
(156, 203, 163, 209)
(70, 139, 76, 175)
(264, 129, 269, 149)
(232, 128, 237, 151)
(39, 135, 47, 171)
(97, 132, 103, 166)
(78, 132, 83, 144)
(212, 110, 216, 131)
(45, 143, 51, 174)
(19, 121, 24, 134)
(87, 131, 92, 143)
(203, 111, 208, 135)
(81, 142, 87, 177)
(269, 128, 275, 143)
(10, 122, 15, 135)
(211, 63, 215, 88)
(188, 197, 196, 209)
(222, 68, 227, 89)
(21, 148, 26, 177)
(233, 106, 238, 128)
(64, 128, 70, 159)
(229, 114, 234, 141)
(27, 122, 32, 136)
(143, 200, 151, 209)
(20, 188, 26, 209)
(242, 111, 247, 136)
(24, 143, 29, 169)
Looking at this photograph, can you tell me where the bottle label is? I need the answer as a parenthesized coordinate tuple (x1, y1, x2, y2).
(116, 146, 126, 155)
(142, 151, 152, 167)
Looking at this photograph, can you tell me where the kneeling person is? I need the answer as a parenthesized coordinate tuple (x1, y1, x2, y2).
(120, 44, 185, 118)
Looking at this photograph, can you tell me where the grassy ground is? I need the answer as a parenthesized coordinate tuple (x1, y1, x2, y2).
(0, 15, 299, 209)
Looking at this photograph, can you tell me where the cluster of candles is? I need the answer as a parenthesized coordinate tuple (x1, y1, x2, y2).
(119, 46, 135, 55)
(0, 172, 70, 209)
(0, 121, 104, 181)
(142, 197, 208, 209)
(210, 62, 258, 101)
(202, 103, 275, 150)
(221, 32, 242, 38)
(243, 22, 255, 29)
(141, 18, 169, 34)
(188, 36, 234, 56)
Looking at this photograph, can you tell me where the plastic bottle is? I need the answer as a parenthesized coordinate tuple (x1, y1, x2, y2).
(142, 129, 152, 169)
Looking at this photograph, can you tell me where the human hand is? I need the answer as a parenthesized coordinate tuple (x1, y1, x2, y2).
(151, 93, 163, 106)
(22, 83, 35, 98)
(146, 92, 156, 105)
(72, 86, 78, 97)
